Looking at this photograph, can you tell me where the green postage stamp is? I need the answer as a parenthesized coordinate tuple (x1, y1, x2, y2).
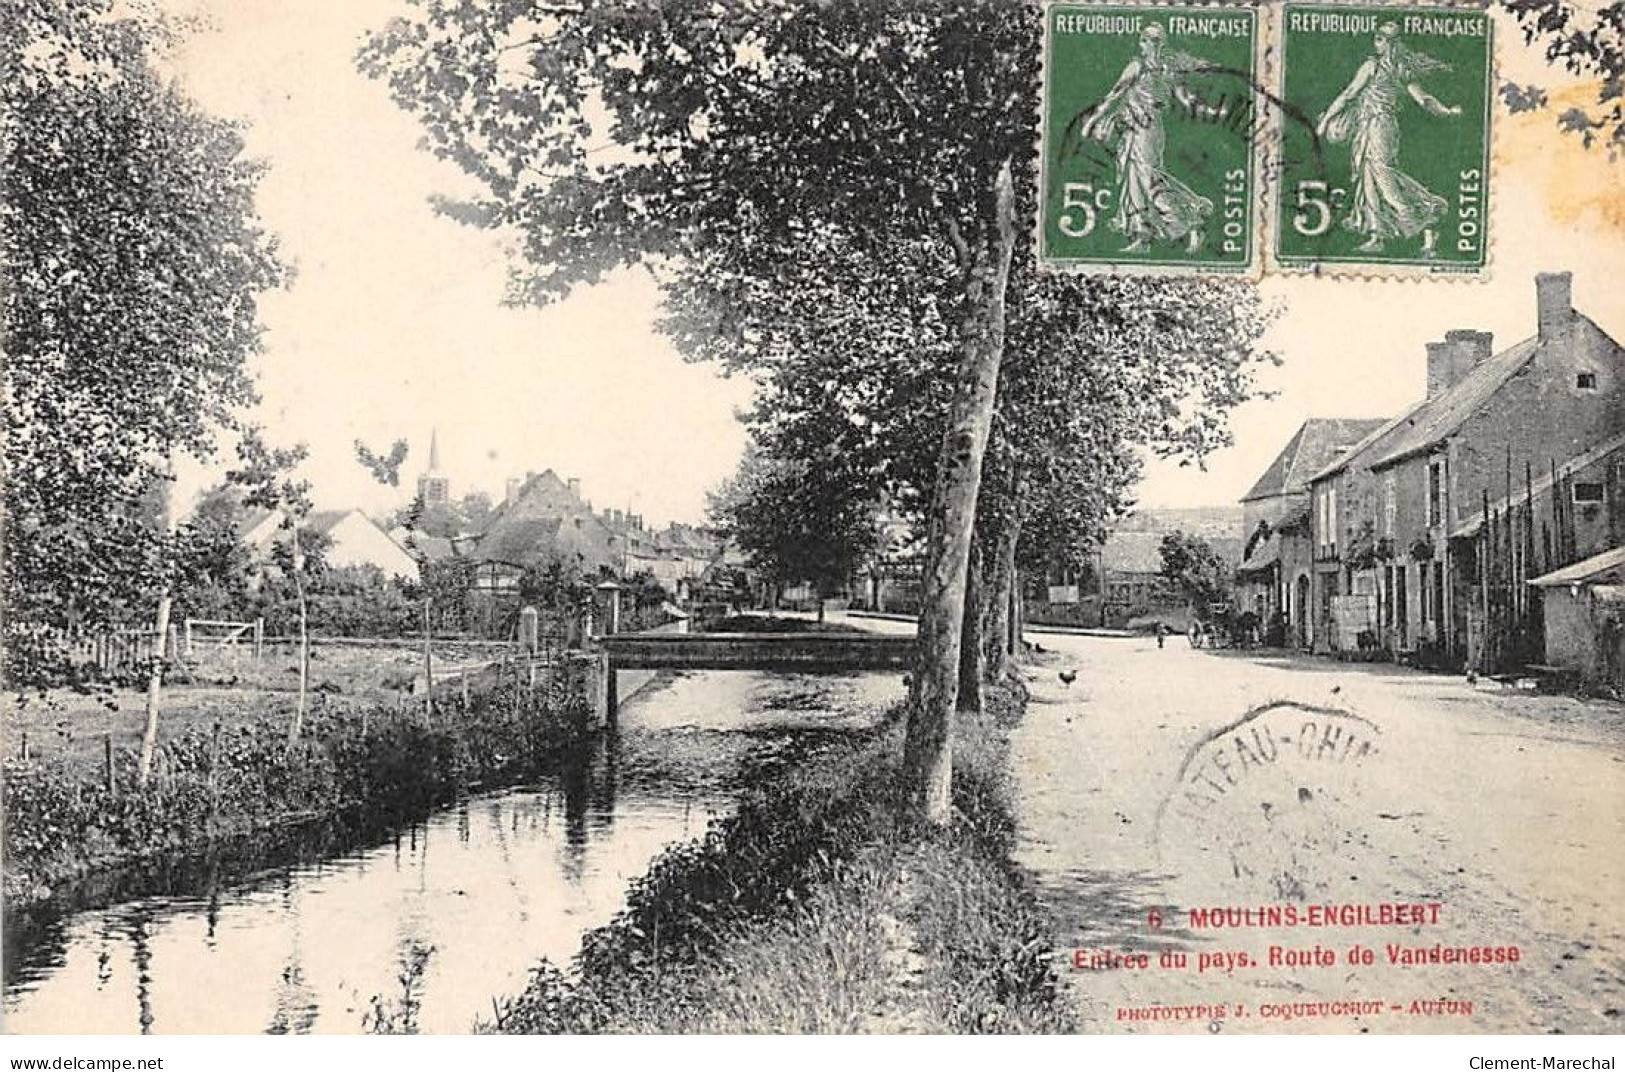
(1273, 4, 1494, 274)
(1039, 5, 1263, 275)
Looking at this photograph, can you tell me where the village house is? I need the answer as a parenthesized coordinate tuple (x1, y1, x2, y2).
(1301, 406, 1425, 654)
(472, 470, 620, 589)
(1303, 272, 1624, 669)
(239, 507, 421, 582)
(1020, 507, 1244, 628)
(1236, 418, 1386, 645)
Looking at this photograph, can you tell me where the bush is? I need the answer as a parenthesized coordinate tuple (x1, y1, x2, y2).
(487, 682, 1073, 1034)
(3, 669, 595, 901)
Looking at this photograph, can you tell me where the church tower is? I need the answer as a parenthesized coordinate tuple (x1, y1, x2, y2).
(417, 428, 450, 507)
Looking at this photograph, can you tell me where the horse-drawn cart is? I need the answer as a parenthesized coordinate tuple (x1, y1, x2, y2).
(1186, 601, 1261, 649)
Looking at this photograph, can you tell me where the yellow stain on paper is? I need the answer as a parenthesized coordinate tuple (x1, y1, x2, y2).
(1495, 81, 1625, 237)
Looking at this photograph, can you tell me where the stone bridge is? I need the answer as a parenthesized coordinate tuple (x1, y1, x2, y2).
(597, 631, 915, 713)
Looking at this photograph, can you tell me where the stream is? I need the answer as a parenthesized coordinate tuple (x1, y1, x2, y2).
(2, 669, 901, 1034)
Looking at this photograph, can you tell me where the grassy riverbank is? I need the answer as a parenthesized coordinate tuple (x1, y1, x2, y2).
(3, 671, 593, 907)
(484, 679, 1073, 1034)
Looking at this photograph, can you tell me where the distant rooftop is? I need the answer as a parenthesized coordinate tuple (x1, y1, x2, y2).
(1242, 418, 1388, 502)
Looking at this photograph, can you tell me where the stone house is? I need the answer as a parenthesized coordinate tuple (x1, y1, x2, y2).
(1307, 272, 1623, 668)
(1237, 418, 1386, 643)
(473, 469, 620, 580)
(1303, 405, 1424, 653)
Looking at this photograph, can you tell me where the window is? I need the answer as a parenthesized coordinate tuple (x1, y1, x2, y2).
(1428, 461, 1443, 527)
(1382, 473, 1397, 537)
(1577, 371, 1598, 390)
(1419, 562, 1430, 621)
(1574, 482, 1605, 504)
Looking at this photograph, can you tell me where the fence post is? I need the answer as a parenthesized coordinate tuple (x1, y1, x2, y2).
(184, 618, 193, 659)
(460, 668, 470, 711)
(254, 618, 264, 663)
(19, 732, 28, 762)
(208, 721, 222, 822)
(105, 734, 116, 796)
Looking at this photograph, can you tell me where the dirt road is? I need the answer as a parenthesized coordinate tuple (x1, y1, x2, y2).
(1010, 632, 1625, 1034)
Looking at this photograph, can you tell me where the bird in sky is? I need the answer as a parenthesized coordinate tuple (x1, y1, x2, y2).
(1058, 669, 1077, 687)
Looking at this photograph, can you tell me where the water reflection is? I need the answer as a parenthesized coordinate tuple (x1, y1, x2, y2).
(3, 670, 901, 1035)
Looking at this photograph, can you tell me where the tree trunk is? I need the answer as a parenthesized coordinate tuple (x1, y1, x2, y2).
(137, 464, 175, 788)
(422, 597, 434, 720)
(957, 539, 985, 713)
(984, 512, 1020, 682)
(1009, 568, 1020, 654)
(1014, 567, 1026, 652)
(903, 160, 1017, 825)
(289, 527, 309, 745)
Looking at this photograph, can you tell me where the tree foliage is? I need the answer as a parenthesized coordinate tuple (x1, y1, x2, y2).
(1158, 530, 1231, 608)
(708, 444, 881, 601)
(2, 0, 284, 684)
(1498, 0, 1625, 158)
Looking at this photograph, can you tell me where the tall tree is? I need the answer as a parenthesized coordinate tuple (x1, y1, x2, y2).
(708, 444, 881, 620)
(229, 429, 314, 742)
(3, 0, 284, 689)
(1159, 530, 1232, 609)
(362, 0, 1041, 821)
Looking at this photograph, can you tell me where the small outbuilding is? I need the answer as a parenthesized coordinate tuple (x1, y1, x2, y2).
(1528, 546, 1625, 692)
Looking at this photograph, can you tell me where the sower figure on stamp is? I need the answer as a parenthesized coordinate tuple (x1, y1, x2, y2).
(1316, 22, 1462, 256)
(1078, 23, 1220, 254)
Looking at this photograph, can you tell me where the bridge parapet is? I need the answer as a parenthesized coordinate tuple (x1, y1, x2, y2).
(600, 631, 914, 671)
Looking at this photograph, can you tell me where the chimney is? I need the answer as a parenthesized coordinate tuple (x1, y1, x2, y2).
(1426, 331, 1489, 399)
(1444, 329, 1493, 365)
(505, 477, 521, 504)
(1536, 272, 1573, 341)
(1426, 342, 1456, 400)
(567, 477, 582, 499)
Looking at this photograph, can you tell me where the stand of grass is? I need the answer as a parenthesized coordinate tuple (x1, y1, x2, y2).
(3, 673, 593, 906)
(485, 680, 1073, 1034)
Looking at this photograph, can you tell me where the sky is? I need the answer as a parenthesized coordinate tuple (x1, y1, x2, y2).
(159, 1, 1625, 524)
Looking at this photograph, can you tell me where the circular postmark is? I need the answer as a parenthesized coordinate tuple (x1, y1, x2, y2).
(1154, 700, 1383, 901)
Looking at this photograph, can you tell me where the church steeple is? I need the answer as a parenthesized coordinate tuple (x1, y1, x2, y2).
(417, 427, 450, 507)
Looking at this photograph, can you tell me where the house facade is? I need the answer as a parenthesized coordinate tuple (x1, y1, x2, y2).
(1237, 418, 1386, 646)
(1302, 272, 1624, 668)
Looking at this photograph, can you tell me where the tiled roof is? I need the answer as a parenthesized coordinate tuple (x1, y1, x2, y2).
(1242, 418, 1388, 502)
(304, 509, 353, 536)
(1309, 402, 1429, 484)
(1369, 335, 1543, 470)
(1528, 545, 1625, 587)
(474, 517, 564, 565)
(1100, 530, 1167, 574)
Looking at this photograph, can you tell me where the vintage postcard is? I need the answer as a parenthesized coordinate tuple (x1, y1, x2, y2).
(3, 0, 1623, 1057)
